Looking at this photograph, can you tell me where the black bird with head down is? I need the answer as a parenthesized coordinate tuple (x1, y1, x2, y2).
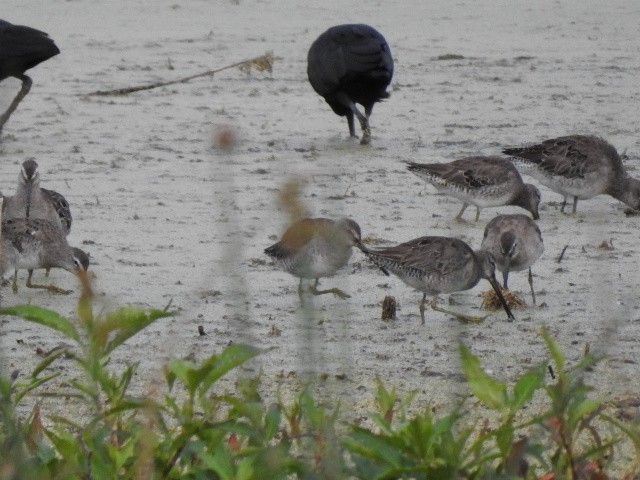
(307, 24, 393, 145)
(0, 19, 60, 132)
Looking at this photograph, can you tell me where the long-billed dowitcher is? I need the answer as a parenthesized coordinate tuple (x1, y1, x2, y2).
(360, 236, 515, 323)
(265, 217, 362, 299)
(3, 159, 73, 285)
(480, 214, 544, 304)
(503, 135, 640, 213)
(1, 217, 89, 294)
(406, 156, 541, 221)
(307, 24, 393, 145)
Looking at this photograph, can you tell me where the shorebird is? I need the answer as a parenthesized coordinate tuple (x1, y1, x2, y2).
(406, 156, 541, 221)
(0, 19, 60, 132)
(480, 214, 544, 304)
(265, 217, 362, 299)
(307, 24, 393, 145)
(1, 217, 89, 294)
(360, 236, 515, 323)
(503, 135, 640, 213)
(3, 159, 70, 230)
(3, 159, 73, 285)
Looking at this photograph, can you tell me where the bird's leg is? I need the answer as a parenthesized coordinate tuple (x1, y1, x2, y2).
(0, 74, 33, 132)
(347, 103, 370, 145)
(25, 276, 72, 295)
(455, 203, 469, 221)
(364, 104, 373, 120)
(361, 104, 377, 145)
(572, 196, 578, 214)
(12, 270, 19, 294)
(346, 112, 357, 138)
(419, 293, 427, 325)
(560, 196, 568, 213)
(335, 92, 369, 144)
(309, 278, 350, 299)
(356, 112, 371, 145)
(45, 268, 51, 278)
(430, 295, 488, 323)
(528, 267, 536, 305)
(298, 278, 305, 300)
(474, 207, 481, 222)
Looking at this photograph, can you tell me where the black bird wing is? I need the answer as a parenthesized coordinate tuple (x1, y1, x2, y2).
(0, 19, 60, 78)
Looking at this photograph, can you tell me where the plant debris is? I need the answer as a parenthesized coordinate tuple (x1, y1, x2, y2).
(481, 288, 526, 310)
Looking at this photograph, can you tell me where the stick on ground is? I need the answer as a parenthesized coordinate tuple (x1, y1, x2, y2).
(85, 51, 274, 96)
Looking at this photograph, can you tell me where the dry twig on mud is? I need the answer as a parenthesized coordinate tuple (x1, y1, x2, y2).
(85, 51, 274, 96)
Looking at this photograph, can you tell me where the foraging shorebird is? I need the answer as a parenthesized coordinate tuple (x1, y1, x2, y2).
(406, 156, 541, 221)
(503, 135, 640, 213)
(307, 24, 393, 145)
(265, 217, 362, 299)
(360, 236, 515, 323)
(3, 159, 73, 286)
(1, 218, 89, 294)
(0, 19, 60, 132)
(480, 214, 544, 304)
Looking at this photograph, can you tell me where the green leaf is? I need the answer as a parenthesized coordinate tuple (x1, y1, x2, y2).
(511, 363, 546, 412)
(31, 347, 69, 378)
(263, 404, 281, 441)
(459, 343, 508, 411)
(45, 429, 82, 464)
(568, 397, 601, 429)
(164, 344, 260, 395)
(103, 307, 173, 354)
(199, 447, 234, 480)
(0, 305, 79, 341)
(343, 428, 404, 469)
(13, 373, 60, 405)
(541, 327, 565, 374)
(200, 344, 261, 392)
(164, 359, 198, 393)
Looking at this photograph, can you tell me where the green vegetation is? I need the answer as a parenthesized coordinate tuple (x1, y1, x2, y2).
(0, 294, 638, 479)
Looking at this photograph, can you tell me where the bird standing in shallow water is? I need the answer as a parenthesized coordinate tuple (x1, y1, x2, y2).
(480, 214, 544, 304)
(1, 217, 89, 294)
(265, 217, 362, 300)
(307, 24, 393, 145)
(0, 19, 60, 132)
(503, 135, 640, 213)
(360, 236, 515, 324)
(406, 156, 541, 221)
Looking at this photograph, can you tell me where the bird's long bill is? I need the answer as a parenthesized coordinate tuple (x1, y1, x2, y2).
(502, 258, 511, 289)
(354, 239, 368, 253)
(488, 275, 515, 321)
(25, 182, 33, 217)
(362, 250, 391, 277)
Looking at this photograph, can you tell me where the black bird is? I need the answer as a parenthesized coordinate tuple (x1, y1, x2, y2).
(0, 19, 60, 132)
(307, 24, 393, 145)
